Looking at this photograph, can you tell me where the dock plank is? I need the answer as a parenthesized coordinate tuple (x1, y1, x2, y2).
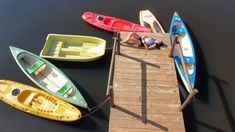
(108, 32, 185, 132)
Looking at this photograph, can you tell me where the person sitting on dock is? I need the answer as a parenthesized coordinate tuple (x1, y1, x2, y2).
(120, 32, 164, 50)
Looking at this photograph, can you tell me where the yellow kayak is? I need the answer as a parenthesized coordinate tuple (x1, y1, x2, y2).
(40, 34, 106, 62)
(0, 80, 81, 122)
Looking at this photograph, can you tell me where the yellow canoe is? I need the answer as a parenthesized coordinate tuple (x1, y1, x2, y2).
(0, 80, 81, 122)
(40, 34, 106, 62)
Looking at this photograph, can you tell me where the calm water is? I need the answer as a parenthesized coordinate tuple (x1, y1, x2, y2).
(0, 0, 234, 132)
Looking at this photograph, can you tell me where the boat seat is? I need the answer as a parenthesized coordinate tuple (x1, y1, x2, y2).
(60, 47, 81, 53)
(172, 27, 186, 35)
(26, 60, 46, 76)
(56, 83, 75, 97)
(53, 41, 64, 57)
(22, 92, 37, 106)
(103, 18, 111, 25)
(175, 56, 195, 64)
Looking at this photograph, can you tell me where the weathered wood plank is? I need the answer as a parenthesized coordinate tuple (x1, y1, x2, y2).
(113, 78, 178, 87)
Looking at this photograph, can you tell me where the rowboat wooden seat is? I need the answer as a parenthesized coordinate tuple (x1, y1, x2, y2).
(57, 83, 75, 97)
(64, 88, 75, 97)
(26, 60, 46, 76)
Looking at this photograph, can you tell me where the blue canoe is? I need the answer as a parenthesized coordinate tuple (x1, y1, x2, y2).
(169, 12, 196, 92)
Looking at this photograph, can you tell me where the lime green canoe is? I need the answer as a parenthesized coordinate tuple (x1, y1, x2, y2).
(9, 46, 88, 108)
(40, 34, 106, 62)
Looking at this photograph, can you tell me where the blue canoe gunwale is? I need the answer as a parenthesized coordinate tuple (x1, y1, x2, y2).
(169, 12, 196, 92)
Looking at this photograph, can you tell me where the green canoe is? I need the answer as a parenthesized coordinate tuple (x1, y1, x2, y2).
(9, 46, 88, 109)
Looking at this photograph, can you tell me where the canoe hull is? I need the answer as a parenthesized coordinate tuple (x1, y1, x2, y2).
(0, 80, 81, 121)
(10, 46, 88, 108)
(139, 10, 165, 33)
(169, 12, 196, 92)
(82, 12, 152, 32)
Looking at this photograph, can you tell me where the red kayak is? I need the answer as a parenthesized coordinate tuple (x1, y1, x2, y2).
(82, 12, 152, 32)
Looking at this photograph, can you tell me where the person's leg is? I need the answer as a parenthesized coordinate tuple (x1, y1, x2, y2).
(148, 44, 157, 49)
(131, 39, 141, 47)
(121, 32, 140, 43)
(121, 32, 134, 43)
(154, 39, 163, 49)
(131, 32, 141, 40)
(143, 43, 149, 49)
(155, 39, 163, 45)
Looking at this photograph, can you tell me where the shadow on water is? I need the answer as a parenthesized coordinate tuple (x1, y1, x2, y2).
(56, 116, 98, 130)
(184, 22, 209, 102)
(177, 22, 235, 132)
(195, 119, 228, 132)
(207, 74, 235, 132)
(70, 77, 108, 120)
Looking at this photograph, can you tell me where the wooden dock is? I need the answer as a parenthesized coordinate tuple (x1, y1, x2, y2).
(108, 32, 185, 132)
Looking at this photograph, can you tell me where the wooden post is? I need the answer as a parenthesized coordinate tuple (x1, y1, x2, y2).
(176, 41, 193, 93)
(180, 89, 198, 111)
(169, 34, 179, 58)
(109, 85, 115, 107)
(105, 34, 118, 107)
(116, 32, 120, 55)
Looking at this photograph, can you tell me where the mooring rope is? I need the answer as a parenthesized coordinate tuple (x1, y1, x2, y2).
(105, 47, 113, 50)
(82, 96, 111, 118)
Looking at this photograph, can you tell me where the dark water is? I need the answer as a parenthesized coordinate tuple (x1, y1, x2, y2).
(0, 0, 234, 132)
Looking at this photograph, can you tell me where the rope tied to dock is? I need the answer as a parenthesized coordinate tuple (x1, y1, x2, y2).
(82, 96, 111, 118)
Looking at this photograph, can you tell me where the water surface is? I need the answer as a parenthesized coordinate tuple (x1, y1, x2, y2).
(0, 0, 234, 132)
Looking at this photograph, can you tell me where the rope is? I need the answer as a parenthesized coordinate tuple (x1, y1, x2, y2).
(105, 47, 113, 50)
(82, 96, 111, 118)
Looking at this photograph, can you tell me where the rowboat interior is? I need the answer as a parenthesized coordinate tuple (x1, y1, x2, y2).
(152, 21, 163, 33)
(42, 37, 104, 59)
(178, 62, 194, 75)
(17, 52, 75, 98)
(173, 22, 194, 75)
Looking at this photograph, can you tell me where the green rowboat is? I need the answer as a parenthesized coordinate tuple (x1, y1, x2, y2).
(9, 46, 88, 108)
